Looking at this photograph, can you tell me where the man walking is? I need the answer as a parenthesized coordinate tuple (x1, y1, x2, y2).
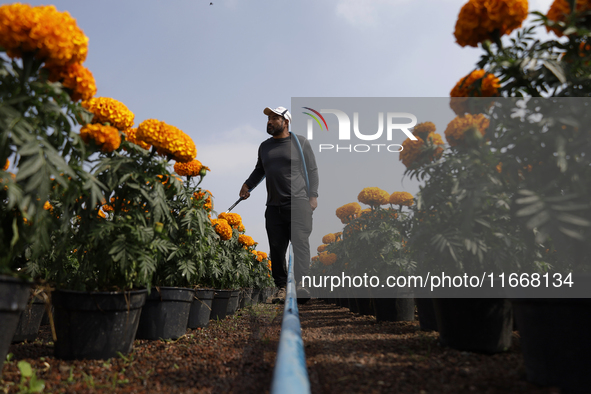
(239, 106, 319, 304)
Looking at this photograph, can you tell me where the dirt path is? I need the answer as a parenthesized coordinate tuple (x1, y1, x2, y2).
(2, 299, 563, 393)
(301, 299, 559, 394)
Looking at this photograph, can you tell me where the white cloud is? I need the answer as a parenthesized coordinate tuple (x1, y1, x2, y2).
(198, 124, 263, 177)
(335, 0, 408, 28)
(335, 0, 469, 28)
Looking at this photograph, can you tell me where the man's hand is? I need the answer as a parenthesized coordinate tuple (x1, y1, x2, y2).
(309, 196, 318, 211)
(239, 183, 251, 199)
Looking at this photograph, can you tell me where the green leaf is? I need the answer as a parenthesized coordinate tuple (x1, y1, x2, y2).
(516, 201, 544, 217)
(10, 218, 19, 249)
(563, 27, 577, 36)
(515, 195, 540, 205)
(15, 154, 44, 182)
(17, 360, 33, 377)
(30, 377, 45, 393)
(542, 59, 566, 84)
(526, 210, 550, 229)
(558, 226, 584, 240)
(556, 213, 591, 227)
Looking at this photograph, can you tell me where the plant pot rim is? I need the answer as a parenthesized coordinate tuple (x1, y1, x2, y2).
(53, 288, 148, 296)
(0, 274, 33, 284)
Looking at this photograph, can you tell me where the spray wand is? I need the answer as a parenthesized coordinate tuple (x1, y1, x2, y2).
(225, 176, 265, 213)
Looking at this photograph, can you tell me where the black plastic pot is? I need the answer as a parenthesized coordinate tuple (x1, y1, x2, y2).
(433, 298, 512, 353)
(239, 288, 253, 308)
(12, 293, 46, 343)
(40, 307, 53, 326)
(226, 290, 240, 315)
(340, 297, 350, 308)
(210, 289, 232, 321)
(52, 289, 147, 360)
(266, 287, 277, 302)
(0, 276, 31, 369)
(187, 289, 214, 329)
(357, 298, 373, 315)
(512, 298, 591, 394)
(260, 287, 270, 303)
(136, 287, 194, 340)
(415, 298, 438, 332)
(251, 289, 261, 305)
(373, 297, 415, 322)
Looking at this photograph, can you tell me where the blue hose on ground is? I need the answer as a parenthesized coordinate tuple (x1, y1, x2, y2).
(290, 132, 310, 197)
(271, 244, 311, 394)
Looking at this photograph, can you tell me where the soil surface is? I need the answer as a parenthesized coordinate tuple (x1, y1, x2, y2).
(2, 299, 562, 394)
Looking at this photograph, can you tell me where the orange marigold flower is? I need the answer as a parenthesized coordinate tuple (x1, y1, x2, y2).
(137, 119, 197, 163)
(547, 0, 591, 36)
(322, 233, 336, 244)
(46, 63, 96, 101)
(102, 204, 114, 212)
(403, 123, 444, 168)
(413, 122, 436, 140)
(389, 191, 414, 206)
(218, 212, 242, 228)
(336, 202, 361, 224)
(319, 252, 337, 266)
(82, 97, 134, 130)
(211, 218, 232, 240)
(317, 244, 328, 253)
(451, 70, 500, 98)
(357, 187, 389, 208)
(43, 201, 53, 212)
(0, 4, 88, 66)
(122, 128, 151, 150)
(454, 0, 528, 48)
(400, 136, 425, 169)
(238, 223, 245, 233)
(252, 250, 267, 262)
(80, 124, 121, 152)
(174, 160, 203, 177)
(2, 159, 8, 171)
(444, 114, 490, 147)
(257, 251, 268, 261)
(450, 69, 500, 115)
(98, 210, 106, 219)
(360, 208, 372, 216)
(343, 221, 365, 239)
(238, 234, 255, 247)
(194, 189, 213, 211)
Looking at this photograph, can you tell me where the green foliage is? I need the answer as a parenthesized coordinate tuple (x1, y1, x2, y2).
(407, 142, 539, 275)
(0, 54, 98, 276)
(17, 360, 45, 393)
(408, 6, 591, 274)
(477, 13, 591, 97)
(476, 9, 591, 271)
(487, 97, 590, 271)
(40, 142, 187, 291)
(323, 207, 415, 278)
(155, 178, 216, 288)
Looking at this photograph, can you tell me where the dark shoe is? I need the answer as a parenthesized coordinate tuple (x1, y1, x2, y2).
(296, 283, 311, 304)
(270, 287, 286, 304)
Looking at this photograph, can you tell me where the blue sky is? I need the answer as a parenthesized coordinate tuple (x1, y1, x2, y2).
(19, 0, 555, 255)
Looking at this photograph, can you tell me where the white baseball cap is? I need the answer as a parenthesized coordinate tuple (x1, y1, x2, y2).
(264, 106, 291, 124)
